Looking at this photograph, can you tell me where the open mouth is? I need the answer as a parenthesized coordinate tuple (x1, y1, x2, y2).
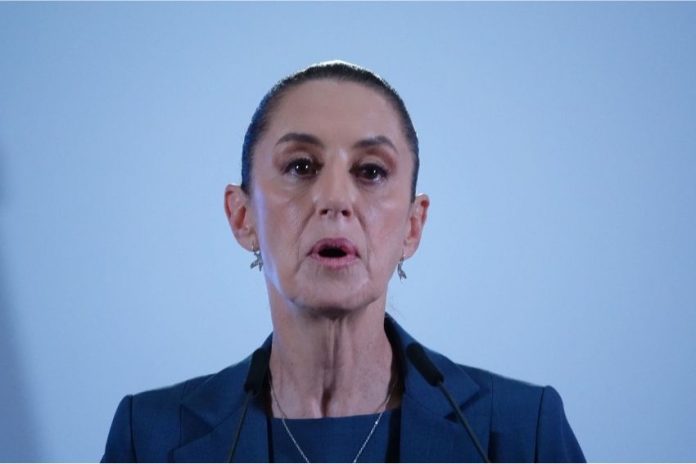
(318, 246, 348, 258)
(310, 238, 358, 267)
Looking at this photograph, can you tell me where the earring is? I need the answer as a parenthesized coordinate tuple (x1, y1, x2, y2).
(250, 243, 263, 271)
(397, 256, 407, 280)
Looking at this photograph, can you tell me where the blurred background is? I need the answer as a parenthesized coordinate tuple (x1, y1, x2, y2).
(1, 2, 694, 461)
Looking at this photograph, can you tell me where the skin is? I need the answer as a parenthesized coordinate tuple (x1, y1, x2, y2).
(225, 79, 429, 418)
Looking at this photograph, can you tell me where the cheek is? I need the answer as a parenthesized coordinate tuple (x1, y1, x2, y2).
(364, 201, 410, 260)
(255, 188, 309, 257)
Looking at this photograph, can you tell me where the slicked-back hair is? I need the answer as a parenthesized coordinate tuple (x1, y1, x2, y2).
(240, 61, 420, 201)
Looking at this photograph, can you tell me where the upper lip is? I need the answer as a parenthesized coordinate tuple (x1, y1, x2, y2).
(309, 238, 359, 257)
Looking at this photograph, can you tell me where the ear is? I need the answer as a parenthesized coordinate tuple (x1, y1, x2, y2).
(403, 193, 430, 259)
(224, 184, 257, 251)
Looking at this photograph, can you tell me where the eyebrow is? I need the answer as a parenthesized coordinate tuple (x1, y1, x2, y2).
(352, 135, 399, 154)
(275, 132, 399, 154)
(275, 132, 325, 148)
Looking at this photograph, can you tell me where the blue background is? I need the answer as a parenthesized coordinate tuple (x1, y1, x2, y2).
(1, 2, 695, 461)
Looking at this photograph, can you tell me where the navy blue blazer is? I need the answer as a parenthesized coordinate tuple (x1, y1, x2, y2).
(102, 316, 585, 462)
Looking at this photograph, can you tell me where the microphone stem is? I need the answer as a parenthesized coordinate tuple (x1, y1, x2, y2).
(227, 392, 253, 463)
(438, 383, 490, 463)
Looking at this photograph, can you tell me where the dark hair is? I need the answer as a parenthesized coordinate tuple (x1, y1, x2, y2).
(241, 60, 420, 200)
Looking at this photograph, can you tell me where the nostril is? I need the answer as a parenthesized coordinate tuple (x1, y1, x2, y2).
(320, 207, 351, 217)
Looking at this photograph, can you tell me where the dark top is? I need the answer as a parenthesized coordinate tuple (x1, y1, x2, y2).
(101, 315, 586, 462)
(269, 409, 401, 462)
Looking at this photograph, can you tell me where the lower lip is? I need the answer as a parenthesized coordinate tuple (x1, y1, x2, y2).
(310, 253, 358, 269)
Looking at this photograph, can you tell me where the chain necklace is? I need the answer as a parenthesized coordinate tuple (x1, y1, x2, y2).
(269, 374, 396, 463)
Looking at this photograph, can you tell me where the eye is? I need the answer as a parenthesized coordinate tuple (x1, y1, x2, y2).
(284, 157, 319, 178)
(352, 163, 388, 183)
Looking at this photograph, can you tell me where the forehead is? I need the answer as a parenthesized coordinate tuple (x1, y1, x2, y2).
(263, 79, 406, 148)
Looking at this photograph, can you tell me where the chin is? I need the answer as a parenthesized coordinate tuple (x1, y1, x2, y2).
(292, 284, 382, 318)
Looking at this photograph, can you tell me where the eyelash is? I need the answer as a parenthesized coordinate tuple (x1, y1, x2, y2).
(284, 157, 319, 177)
(351, 163, 388, 182)
(283, 157, 389, 183)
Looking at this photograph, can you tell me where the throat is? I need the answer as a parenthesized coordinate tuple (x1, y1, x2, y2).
(268, 333, 398, 418)
(267, 304, 398, 418)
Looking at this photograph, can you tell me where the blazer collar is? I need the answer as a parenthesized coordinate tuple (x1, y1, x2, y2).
(387, 315, 491, 461)
(172, 336, 273, 463)
(173, 315, 489, 462)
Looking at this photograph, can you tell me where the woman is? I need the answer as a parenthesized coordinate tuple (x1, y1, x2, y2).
(102, 61, 585, 463)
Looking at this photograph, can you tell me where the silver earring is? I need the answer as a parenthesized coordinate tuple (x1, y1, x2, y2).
(250, 244, 263, 271)
(397, 256, 407, 280)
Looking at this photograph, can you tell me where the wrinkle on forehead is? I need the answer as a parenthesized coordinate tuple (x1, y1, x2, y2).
(263, 80, 408, 155)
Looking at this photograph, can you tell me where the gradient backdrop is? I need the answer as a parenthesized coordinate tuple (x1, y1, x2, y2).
(1, 2, 695, 461)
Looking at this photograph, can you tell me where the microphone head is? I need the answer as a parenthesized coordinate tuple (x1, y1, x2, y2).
(244, 348, 270, 396)
(406, 343, 444, 387)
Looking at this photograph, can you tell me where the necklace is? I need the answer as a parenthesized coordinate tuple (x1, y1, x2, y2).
(269, 374, 396, 463)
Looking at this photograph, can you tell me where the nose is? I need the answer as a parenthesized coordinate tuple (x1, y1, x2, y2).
(313, 159, 354, 219)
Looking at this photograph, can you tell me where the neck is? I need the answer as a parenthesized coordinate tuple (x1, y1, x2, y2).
(268, 297, 398, 418)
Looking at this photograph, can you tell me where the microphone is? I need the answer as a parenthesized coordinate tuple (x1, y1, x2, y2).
(244, 347, 270, 396)
(406, 343, 490, 463)
(227, 347, 270, 462)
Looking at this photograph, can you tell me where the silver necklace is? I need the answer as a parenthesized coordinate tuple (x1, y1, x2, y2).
(269, 375, 395, 463)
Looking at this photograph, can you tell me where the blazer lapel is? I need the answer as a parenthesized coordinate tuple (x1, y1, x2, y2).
(400, 394, 489, 462)
(387, 317, 491, 462)
(172, 400, 268, 463)
(172, 337, 273, 463)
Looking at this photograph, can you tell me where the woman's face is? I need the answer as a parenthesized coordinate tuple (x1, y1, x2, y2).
(227, 79, 428, 314)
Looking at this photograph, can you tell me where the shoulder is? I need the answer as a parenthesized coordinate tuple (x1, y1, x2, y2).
(129, 355, 252, 419)
(101, 374, 208, 463)
(131, 370, 212, 414)
(387, 316, 585, 461)
(458, 364, 548, 428)
(101, 362, 247, 462)
(456, 363, 585, 462)
(130, 372, 211, 433)
(418, 341, 550, 423)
